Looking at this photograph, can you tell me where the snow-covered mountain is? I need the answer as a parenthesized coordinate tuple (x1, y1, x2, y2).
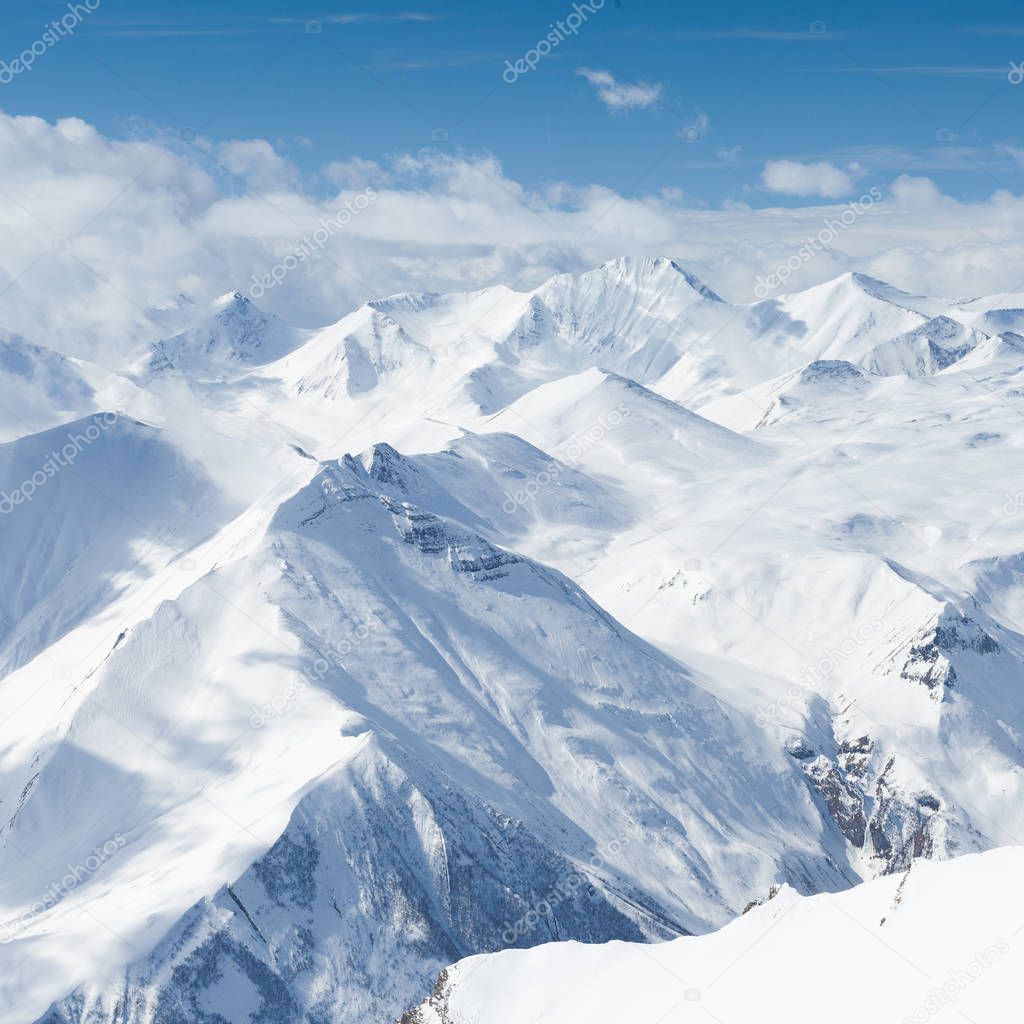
(0, 336, 138, 442)
(139, 292, 309, 383)
(404, 846, 1024, 1024)
(1, 258, 1022, 1023)
(6, 450, 847, 1023)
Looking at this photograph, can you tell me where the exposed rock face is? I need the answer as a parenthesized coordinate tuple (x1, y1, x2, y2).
(837, 736, 872, 778)
(898, 606, 999, 701)
(146, 292, 297, 379)
(869, 760, 943, 873)
(798, 360, 870, 387)
(36, 741, 650, 1024)
(791, 737, 945, 872)
(784, 737, 815, 761)
(741, 884, 781, 916)
(776, 600, 1003, 874)
(802, 755, 867, 848)
(380, 495, 520, 576)
(399, 968, 455, 1024)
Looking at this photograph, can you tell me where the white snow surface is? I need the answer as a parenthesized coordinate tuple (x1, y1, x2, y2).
(408, 846, 1024, 1024)
(1, 257, 1023, 1022)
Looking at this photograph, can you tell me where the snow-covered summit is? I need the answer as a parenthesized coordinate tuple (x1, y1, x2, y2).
(141, 290, 308, 382)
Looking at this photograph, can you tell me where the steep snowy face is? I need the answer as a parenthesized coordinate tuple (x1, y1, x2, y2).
(11, 455, 846, 1024)
(36, 740, 650, 1024)
(858, 316, 985, 377)
(952, 330, 1024, 378)
(242, 260, 946, 454)
(738, 272, 929, 371)
(403, 846, 1024, 1024)
(0, 337, 136, 442)
(142, 292, 308, 382)
(0, 415, 241, 676)
(249, 258, 734, 441)
(4, 260, 1024, 1024)
(263, 300, 437, 402)
(513, 257, 725, 378)
(483, 368, 764, 488)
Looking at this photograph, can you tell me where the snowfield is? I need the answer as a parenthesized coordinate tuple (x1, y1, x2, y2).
(0, 257, 1022, 1022)
(405, 847, 1024, 1024)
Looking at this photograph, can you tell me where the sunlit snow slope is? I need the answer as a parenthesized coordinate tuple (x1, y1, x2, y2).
(404, 847, 1023, 1024)
(0, 257, 1020, 1023)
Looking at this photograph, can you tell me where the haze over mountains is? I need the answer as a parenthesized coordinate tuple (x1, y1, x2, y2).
(0, 256, 1021, 1023)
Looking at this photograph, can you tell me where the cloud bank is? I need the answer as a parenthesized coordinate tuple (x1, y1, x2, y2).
(3, 112, 1024, 364)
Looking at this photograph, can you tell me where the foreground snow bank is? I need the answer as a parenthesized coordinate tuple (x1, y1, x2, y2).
(405, 847, 1022, 1024)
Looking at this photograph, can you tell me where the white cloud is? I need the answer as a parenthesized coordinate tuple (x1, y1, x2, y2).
(889, 175, 946, 207)
(217, 139, 298, 191)
(576, 68, 663, 112)
(322, 157, 388, 189)
(327, 12, 442, 23)
(5, 113, 1024, 365)
(761, 159, 855, 198)
(996, 143, 1024, 168)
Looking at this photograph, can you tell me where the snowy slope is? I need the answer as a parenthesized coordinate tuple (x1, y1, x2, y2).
(234, 259, 949, 456)
(0, 415, 242, 675)
(696, 357, 879, 432)
(768, 273, 930, 363)
(14, 452, 849, 1024)
(405, 846, 1023, 1024)
(2, 259, 1024, 1024)
(858, 315, 985, 377)
(0, 336, 139, 442)
(141, 292, 310, 383)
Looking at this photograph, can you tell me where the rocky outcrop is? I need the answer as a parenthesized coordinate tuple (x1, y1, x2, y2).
(398, 968, 455, 1024)
(801, 755, 867, 848)
(37, 741, 651, 1024)
(868, 760, 943, 873)
(790, 736, 945, 873)
(898, 606, 999, 701)
(380, 494, 520, 576)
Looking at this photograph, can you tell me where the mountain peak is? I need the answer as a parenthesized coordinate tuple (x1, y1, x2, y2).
(143, 292, 304, 381)
(797, 359, 869, 386)
(835, 271, 924, 309)
(594, 256, 724, 302)
(212, 290, 251, 310)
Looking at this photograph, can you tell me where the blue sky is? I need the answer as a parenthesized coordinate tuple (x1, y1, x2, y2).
(3, 0, 1024, 206)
